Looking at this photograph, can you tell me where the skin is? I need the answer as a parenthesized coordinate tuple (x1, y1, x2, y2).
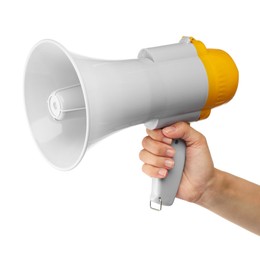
(139, 122, 260, 235)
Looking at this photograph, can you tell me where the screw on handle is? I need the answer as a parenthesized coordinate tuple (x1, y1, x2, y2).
(150, 139, 186, 210)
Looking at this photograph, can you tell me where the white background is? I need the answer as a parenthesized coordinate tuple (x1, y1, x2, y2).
(0, 0, 259, 259)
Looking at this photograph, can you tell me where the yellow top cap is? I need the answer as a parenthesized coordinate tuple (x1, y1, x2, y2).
(190, 38, 239, 120)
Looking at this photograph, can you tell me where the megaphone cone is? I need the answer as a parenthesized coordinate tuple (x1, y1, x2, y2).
(25, 40, 89, 170)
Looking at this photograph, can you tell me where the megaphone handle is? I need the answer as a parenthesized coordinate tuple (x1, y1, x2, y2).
(150, 139, 186, 210)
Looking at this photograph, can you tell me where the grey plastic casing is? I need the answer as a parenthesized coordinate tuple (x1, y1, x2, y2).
(150, 139, 186, 207)
(141, 37, 208, 207)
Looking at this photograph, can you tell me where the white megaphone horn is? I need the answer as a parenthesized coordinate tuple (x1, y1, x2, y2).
(24, 36, 238, 210)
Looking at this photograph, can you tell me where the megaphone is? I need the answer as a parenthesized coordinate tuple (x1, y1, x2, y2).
(24, 36, 238, 210)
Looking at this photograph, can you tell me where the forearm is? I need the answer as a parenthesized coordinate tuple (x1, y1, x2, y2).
(196, 168, 260, 235)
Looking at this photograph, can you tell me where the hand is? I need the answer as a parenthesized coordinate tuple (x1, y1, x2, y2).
(140, 122, 260, 235)
(139, 122, 215, 203)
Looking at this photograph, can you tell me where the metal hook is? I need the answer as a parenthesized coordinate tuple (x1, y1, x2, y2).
(150, 197, 162, 211)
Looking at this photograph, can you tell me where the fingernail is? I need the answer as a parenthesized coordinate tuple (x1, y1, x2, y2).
(158, 168, 167, 177)
(163, 126, 176, 134)
(162, 137, 172, 144)
(166, 149, 174, 157)
(165, 159, 174, 168)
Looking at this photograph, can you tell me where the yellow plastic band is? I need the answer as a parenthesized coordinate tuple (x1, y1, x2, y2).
(190, 38, 239, 120)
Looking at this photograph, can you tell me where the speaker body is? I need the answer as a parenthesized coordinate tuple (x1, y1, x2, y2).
(24, 38, 237, 171)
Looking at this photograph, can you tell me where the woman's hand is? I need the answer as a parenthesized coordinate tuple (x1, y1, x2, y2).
(139, 122, 215, 203)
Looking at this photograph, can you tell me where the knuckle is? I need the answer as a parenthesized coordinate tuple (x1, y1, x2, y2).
(142, 164, 157, 177)
(199, 133, 207, 144)
(141, 136, 150, 148)
(139, 149, 145, 161)
(146, 128, 156, 138)
(142, 164, 151, 176)
(176, 121, 187, 129)
(146, 128, 152, 135)
(146, 128, 162, 141)
(141, 164, 146, 173)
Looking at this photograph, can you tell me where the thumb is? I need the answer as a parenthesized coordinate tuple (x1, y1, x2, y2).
(162, 122, 205, 147)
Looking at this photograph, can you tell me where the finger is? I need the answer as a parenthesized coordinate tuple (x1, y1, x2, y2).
(142, 164, 168, 178)
(162, 122, 205, 147)
(146, 128, 172, 144)
(142, 136, 175, 157)
(139, 149, 174, 170)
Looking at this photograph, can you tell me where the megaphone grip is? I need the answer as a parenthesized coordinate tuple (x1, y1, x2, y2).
(150, 139, 186, 210)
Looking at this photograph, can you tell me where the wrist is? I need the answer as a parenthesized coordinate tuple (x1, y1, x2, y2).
(195, 168, 227, 209)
